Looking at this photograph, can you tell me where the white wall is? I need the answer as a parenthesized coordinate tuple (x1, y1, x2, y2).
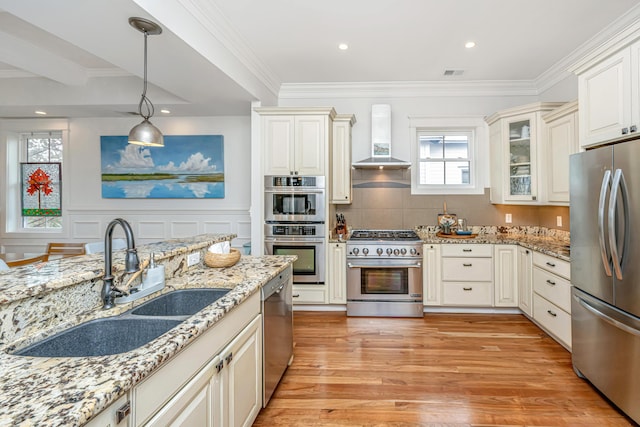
(0, 116, 252, 252)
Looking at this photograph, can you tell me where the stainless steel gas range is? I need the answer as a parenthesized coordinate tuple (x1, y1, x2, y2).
(346, 230, 423, 317)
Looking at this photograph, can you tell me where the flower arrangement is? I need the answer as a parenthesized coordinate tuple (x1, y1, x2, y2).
(439, 214, 457, 234)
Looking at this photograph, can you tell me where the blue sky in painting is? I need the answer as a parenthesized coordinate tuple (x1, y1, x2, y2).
(101, 135, 224, 175)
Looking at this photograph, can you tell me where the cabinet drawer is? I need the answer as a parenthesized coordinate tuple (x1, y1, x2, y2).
(533, 251, 570, 280)
(533, 294, 571, 348)
(441, 244, 493, 258)
(292, 285, 326, 304)
(442, 257, 493, 281)
(443, 282, 493, 306)
(533, 266, 572, 313)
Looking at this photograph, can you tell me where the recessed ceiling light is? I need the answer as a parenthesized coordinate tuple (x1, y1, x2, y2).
(160, 109, 171, 114)
(338, 43, 349, 50)
(465, 41, 476, 49)
(34, 110, 47, 115)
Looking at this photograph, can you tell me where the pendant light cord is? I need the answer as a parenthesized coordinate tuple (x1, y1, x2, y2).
(138, 30, 154, 121)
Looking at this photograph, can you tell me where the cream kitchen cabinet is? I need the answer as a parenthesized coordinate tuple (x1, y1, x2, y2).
(532, 251, 572, 350)
(328, 242, 347, 304)
(330, 115, 356, 204)
(84, 394, 131, 427)
(494, 245, 518, 307)
(133, 292, 261, 427)
(571, 35, 640, 148)
(292, 284, 327, 304)
(257, 107, 336, 176)
(423, 244, 442, 306)
(441, 244, 493, 306)
(486, 102, 564, 204)
(517, 246, 533, 317)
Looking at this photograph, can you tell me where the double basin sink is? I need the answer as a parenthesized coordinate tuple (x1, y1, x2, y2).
(13, 288, 232, 358)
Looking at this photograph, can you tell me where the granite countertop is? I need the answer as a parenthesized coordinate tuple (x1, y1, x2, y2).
(0, 254, 295, 427)
(330, 226, 570, 262)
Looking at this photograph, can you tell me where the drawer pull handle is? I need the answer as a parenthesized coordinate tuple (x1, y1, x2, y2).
(226, 352, 233, 364)
(293, 294, 300, 298)
(547, 310, 557, 317)
(462, 249, 472, 252)
(463, 287, 473, 291)
(216, 360, 224, 373)
(116, 402, 131, 424)
(463, 263, 472, 267)
(546, 262, 556, 267)
(546, 279, 556, 286)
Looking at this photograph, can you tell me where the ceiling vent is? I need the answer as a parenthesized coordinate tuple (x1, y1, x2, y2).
(443, 69, 464, 76)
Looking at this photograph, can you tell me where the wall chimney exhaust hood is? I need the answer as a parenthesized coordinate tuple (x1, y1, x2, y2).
(352, 104, 411, 169)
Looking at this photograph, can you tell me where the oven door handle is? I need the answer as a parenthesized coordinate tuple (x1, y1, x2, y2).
(347, 262, 422, 269)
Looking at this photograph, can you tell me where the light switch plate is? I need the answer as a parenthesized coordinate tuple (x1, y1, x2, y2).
(187, 252, 200, 267)
(557, 216, 563, 227)
(505, 213, 512, 223)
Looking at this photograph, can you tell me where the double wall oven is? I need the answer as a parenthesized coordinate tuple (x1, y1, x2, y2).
(264, 176, 325, 285)
(347, 230, 423, 317)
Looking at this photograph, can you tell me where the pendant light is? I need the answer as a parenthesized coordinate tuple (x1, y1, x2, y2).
(128, 17, 164, 147)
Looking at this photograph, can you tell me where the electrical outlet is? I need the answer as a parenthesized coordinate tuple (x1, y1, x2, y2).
(187, 252, 200, 267)
(505, 213, 512, 223)
(557, 216, 563, 227)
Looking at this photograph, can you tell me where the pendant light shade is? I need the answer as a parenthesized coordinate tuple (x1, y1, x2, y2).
(128, 17, 164, 147)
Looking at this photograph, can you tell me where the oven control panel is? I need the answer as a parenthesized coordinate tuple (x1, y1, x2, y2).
(347, 244, 421, 258)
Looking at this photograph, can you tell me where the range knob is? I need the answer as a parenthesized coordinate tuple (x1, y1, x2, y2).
(352, 248, 359, 255)
(362, 248, 369, 255)
(393, 248, 400, 256)
(376, 248, 383, 256)
(386, 248, 393, 256)
(400, 248, 407, 255)
(410, 248, 417, 256)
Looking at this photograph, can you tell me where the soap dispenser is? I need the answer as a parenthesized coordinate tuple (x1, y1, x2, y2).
(142, 252, 165, 290)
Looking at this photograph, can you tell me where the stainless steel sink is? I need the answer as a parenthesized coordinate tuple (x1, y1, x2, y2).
(13, 317, 182, 357)
(130, 288, 232, 317)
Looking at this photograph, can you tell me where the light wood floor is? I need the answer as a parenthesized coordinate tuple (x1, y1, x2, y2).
(253, 312, 636, 427)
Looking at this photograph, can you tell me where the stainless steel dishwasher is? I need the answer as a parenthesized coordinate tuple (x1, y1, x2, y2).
(261, 265, 293, 406)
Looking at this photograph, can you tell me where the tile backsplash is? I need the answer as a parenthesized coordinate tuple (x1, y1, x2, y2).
(334, 169, 569, 231)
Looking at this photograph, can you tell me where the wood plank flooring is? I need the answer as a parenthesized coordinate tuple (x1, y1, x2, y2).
(253, 312, 636, 427)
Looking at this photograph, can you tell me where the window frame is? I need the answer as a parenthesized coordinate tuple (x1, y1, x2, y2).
(409, 116, 488, 195)
(1, 119, 70, 238)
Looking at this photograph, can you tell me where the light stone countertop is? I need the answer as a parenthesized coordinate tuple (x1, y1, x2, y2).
(0, 236, 295, 427)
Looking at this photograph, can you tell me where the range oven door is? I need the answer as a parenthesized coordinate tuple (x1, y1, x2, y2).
(265, 238, 325, 285)
(347, 257, 423, 302)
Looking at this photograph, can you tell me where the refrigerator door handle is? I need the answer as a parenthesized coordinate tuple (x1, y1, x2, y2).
(609, 169, 629, 281)
(575, 294, 640, 338)
(598, 169, 613, 277)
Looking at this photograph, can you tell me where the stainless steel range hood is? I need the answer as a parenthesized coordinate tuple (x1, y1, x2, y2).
(352, 104, 411, 169)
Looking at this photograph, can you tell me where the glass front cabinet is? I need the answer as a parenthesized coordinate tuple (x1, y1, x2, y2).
(487, 103, 564, 204)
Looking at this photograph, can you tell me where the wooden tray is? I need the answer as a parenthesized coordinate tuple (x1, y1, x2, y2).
(436, 232, 478, 239)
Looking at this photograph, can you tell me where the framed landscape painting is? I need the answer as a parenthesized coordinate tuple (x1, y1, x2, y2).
(101, 135, 224, 199)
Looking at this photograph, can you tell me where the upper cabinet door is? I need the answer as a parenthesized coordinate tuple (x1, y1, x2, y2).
(578, 47, 632, 148)
(263, 116, 295, 176)
(294, 115, 326, 176)
(504, 113, 537, 202)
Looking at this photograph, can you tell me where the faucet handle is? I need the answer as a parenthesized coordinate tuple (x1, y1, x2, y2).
(125, 248, 140, 273)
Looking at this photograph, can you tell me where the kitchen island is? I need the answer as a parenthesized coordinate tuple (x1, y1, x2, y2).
(0, 234, 295, 426)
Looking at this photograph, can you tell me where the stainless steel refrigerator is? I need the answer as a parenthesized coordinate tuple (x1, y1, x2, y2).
(570, 136, 640, 424)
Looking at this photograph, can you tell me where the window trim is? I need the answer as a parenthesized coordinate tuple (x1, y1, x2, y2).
(409, 116, 488, 195)
(1, 119, 70, 238)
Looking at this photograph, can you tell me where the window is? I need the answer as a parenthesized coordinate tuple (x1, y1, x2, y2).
(21, 132, 63, 229)
(418, 132, 471, 185)
(409, 117, 487, 195)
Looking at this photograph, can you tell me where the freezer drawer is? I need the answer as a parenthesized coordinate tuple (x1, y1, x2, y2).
(572, 287, 640, 424)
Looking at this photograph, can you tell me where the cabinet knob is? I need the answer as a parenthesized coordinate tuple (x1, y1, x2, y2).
(622, 127, 629, 135)
(216, 360, 224, 373)
(225, 352, 234, 364)
(631, 125, 638, 133)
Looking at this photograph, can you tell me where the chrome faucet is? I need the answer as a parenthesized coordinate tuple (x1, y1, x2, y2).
(102, 218, 140, 309)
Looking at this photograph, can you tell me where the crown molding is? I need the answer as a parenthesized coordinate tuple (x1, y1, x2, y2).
(279, 80, 540, 99)
(175, 0, 281, 97)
